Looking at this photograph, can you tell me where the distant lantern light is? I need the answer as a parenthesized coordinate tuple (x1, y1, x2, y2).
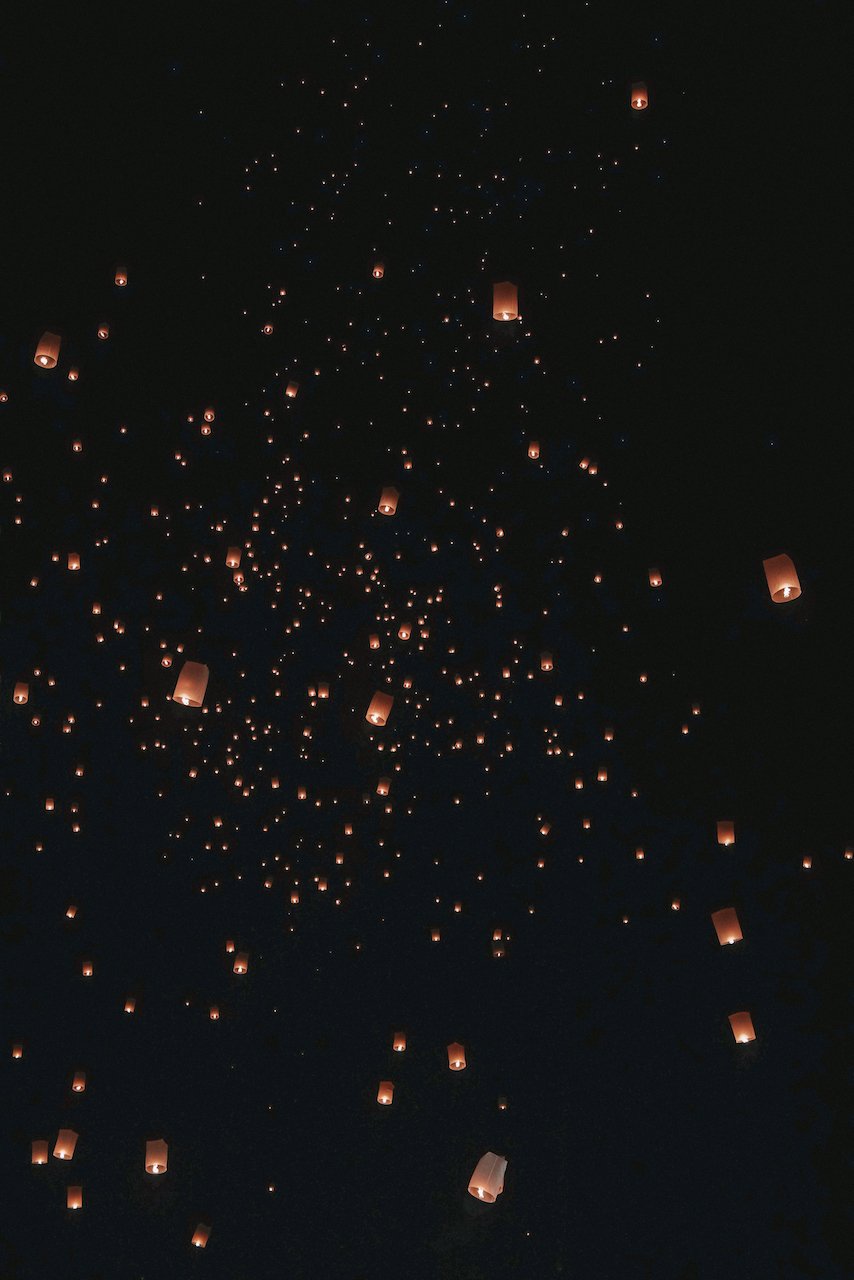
(13, 682, 29, 704)
(286, 381, 300, 398)
(649, 569, 662, 587)
(54, 1130, 79, 1161)
(226, 546, 241, 568)
(630, 81, 649, 110)
(145, 1138, 168, 1174)
(366, 691, 394, 726)
(393, 1031, 406, 1052)
(711, 907, 743, 946)
(124, 997, 136, 1014)
(492, 281, 519, 321)
(209, 1005, 220, 1020)
(447, 1042, 466, 1070)
(763, 554, 801, 603)
(71, 1071, 86, 1093)
(203, 407, 215, 423)
(528, 440, 540, 459)
(717, 821, 735, 847)
(378, 486, 399, 516)
(192, 1224, 211, 1249)
(728, 1012, 756, 1044)
(115, 268, 128, 286)
(34, 332, 61, 368)
(377, 1080, 394, 1105)
(372, 261, 384, 278)
(172, 661, 209, 708)
(468, 1152, 507, 1202)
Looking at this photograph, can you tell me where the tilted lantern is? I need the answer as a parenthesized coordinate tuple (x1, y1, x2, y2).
(172, 661, 209, 708)
(763, 554, 801, 602)
(192, 1224, 211, 1249)
(54, 1129, 79, 1161)
(711, 907, 743, 946)
(728, 1012, 756, 1044)
(34, 332, 61, 368)
(366, 691, 394, 726)
(468, 1152, 507, 1202)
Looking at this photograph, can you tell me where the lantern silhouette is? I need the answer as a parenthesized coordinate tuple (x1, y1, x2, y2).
(468, 1152, 507, 1202)
(54, 1130, 79, 1161)
(728, 1012, 756, 1044)
(763, 554, 801, 602)
(377, 1081, 394, 1105)
(226, 546, 241, 568)
(233, 951, 249, 974)
(378, 486, 399, 516)
(192, 1224, 211, 1249)
(13, 683, 29, 704)
(447, 1042, 466, 1070)
(145, 1139, 168, 1173)
(393, 1031, 406, 1052)
(32, 1140, 49, 1165)
(366, 691, 394, 726)
(34, 332, 61, 368)
(172, 661, 209, 708)
(711, 907, 743, 946)
(67, 1186, 83, 1210)
(631, 81, 649, 110)
(493, 282, 518, 321)
(717, 821, 735, 847)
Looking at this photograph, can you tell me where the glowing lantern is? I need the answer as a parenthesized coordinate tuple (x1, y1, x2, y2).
(540, 652, 553, 672)
(717, 821, 735, 847)
(649, 569, 662, 587)
(366, 691, 394, 726)
(233, 952, 249, 974)
(12, 1043, 23, 1059)
(54, 1130, 79, 1161)
(31, 1140, 49, 1165)
(631, 81, 649, 110)
(377, 777, 390, 796)
(124, 997, 136, 1014)
(209, 1006, 220, 1020)
(372, 261, 384, 278)
(71, 1072, 86, 1093)
(447, 1042, 466, 1070)
(711, 907, 743, 946)
(172, 661, 209, 708)
(67, 1186, 83, 1210)
(192, 1224, 211, 1249)
(67, 552, 81, 571)
(728, 1012, 756, 1044)
(369, 634, 380, 649)
(468, 1152, 507, 1202)
(763, 554, 801, 602)
(226, 546, 241, 568)
(286, 381, 300, 398)
(378, 486, 399, 516)
(528, 441, 540, 459)
(377, 1081, 394, 1105)
(393, 1031, 406, 1052)
(145, 1139, 168, 1173)
(34, 332, 61, 368)
(492, 282, 519, 321)
(115, 268, 127, 287)
(13, 683, 29, 704)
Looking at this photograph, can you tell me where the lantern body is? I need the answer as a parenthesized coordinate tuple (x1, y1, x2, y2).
(468, 1152, 507, 1202)
(492, 282, 518, 321)
(378, 486, 399, 516)
(145, 1138, 168, 1173)
(528, 441, 540, 459)
(540, 652, 553, 672)
(31, 1140, 49, 1165)
(115, 268, 127, 286)
(67, 1186, 83, 1210)
(286, 381, 299, 398)
(366, 691, 394, 726)
(728, 1012, 756, 1044)
(34, 332, 61, 368)
(54, 1129, 79, 1160)
(192, 1224, 211, 1249)
(447, 1042, 466, 1070)
(172, 661, 209, 708)
(233, 951, 249, 974)
(631, 81, 649, 110)
(226, 546, 241, 568)
(377, 1080, 394, 1105)
(71, 1071, 86, 1093)
(649, 569, 662, 587)
(67, 552, 81, 571)
(717, 821, 735, 847)
(763, 554, 801, 602)
(377, 777, 390, 796)
(711, 907, 743, 946)
(124, 997, 136, 1014)
(210, 1005, 220, 1020)
(372, 261, 384, 278)
(393, 1031, 406, 1052)
(13, 682, 29, 704)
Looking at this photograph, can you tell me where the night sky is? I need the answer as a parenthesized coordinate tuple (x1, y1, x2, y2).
(1, 5, 850, 1278)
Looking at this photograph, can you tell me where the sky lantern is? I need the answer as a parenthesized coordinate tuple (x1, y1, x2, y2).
(34, 332, 61, 368)
(728, 1012, 756, 1044)
(67, 1186, 83, 1210)
(226, 546, 242, 568)
(145, 1139, 168, 1173)
(468, 1152, 507, 1202)
(210, 1005, 220, 1020)
(172, 661, 209, 707)
(54, 1130, 79, 1161)
(711, 907, 743, 945)
(13, 682, 29, 704)
(528, 441, 540, 459)
(286, 380, 300, 398)
(763, 554, 801, 602)
(377, 1081, 394, 1105)
(378, 486, 399, 515)
(648, 568, 662, 587)
(67, 552, 81, 571)
(540, 652, 553, 672)
(115, 267, 128, 286)
(71, 1071, 87, 1093)
(447, 1042, 466, 1070)
(31, 1140, 49, 1165)
(366, 691, 394, 725)
(392, 1031, 406, 1052)
(717, 820, 735, 847)
(192, 1224, 211, 1249)
(492, 281, 518, 320)
(233, 951, 249, 974)
(377, 777, 390, 796)
(372, 261, 384, 278)
(124, 997, 136, 1014)
(630, 81, 649, 110)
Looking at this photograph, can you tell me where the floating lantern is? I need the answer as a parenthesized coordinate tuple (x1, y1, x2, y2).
(67, 1186, 83, 1210)
(711, 907, 743, 946)
(540, 652, 553, 672)
(31, 1140, 49, 1165)
(393, 1031, 406, 1052)
(54, 1130, 79, 1161)
(226, 546, 241, 568)
(717, 821, 735, 847)
(377, 1081, 394, 1105)
(468, 1152, 507, 1202)
(492, 282, 519, 321)
(630, 81, 649, 110)
(192, 1224, 211, 1249)
(447, 1042, 466, 1070)
(369, 634, 380, 649)
(233, 952, 249, 974)
(209, 1006, 220, 1020)
(286, 381, 300, 398)
(124, 997, 136, 1014)
(528, 441, 540, 459)
(763, 554, 801, 602)
(12, 1044, 23, 1059)
(13, 683, 29, 704)
(34, 332, 61, 368)
(67, 552, 80, 571)
(377, 777, 390, 796)
(71, 1072, 86, 1093)
(728, 1012, 756, 1044)
(649, 569, 662, 587)
(145, 1139, 168, 1174)
(372, 261, 384, 278)
(115, 267, 127, 286)
(366, 691, 394, 726)
(172, 661, 209, 708)
(378, 486, 399, 516)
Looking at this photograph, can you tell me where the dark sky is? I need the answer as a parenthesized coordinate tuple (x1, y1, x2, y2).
(1, 5, 850, 1278)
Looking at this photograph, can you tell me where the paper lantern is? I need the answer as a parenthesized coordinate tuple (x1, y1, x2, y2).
(67, 552, 81, 571)
(71, 1071, 86, 1093)
(377, 1080, 394, 1105)
(649, 569, 662, 587)
(115, 268, 128, 287)
(124, 997, 136, 1014)
(378, 486, 399, 516)
(763, 554, 801, 603)
(728, 1012, 756, 1044)
(447, 1042, 466, 1070)
(369, 634, 380, 649)
(631, 81, 649, 110)
(67, 1186, 83, 1210)
(192, 1224, 211, 1249)
(711, 907, 743, 946)
(366, 691, 394, 726)
(145, 1138, 168, 1173)
(717, 821, 735, 847)
(12, 1043, 23, 1059)
(172, 661, 209, 708)
(286, 381, 300, 398)
(233, 951, 249, 974)
(372, 261, 384, 278)
(540, 652, 553, 672)
(392, 1031, 406, 1052)
(468, 1151, 507, 1202)
(31, 1140, 49, 1165)
(492, 282, 518, 321)
(226, 546, 241, 568)
(528, 441, 540, 459)
(34, 332, 61, 368)
(13, 683, 29, 704)
(54, 1130, 79, 1161)
(377, 777, 390, 796)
